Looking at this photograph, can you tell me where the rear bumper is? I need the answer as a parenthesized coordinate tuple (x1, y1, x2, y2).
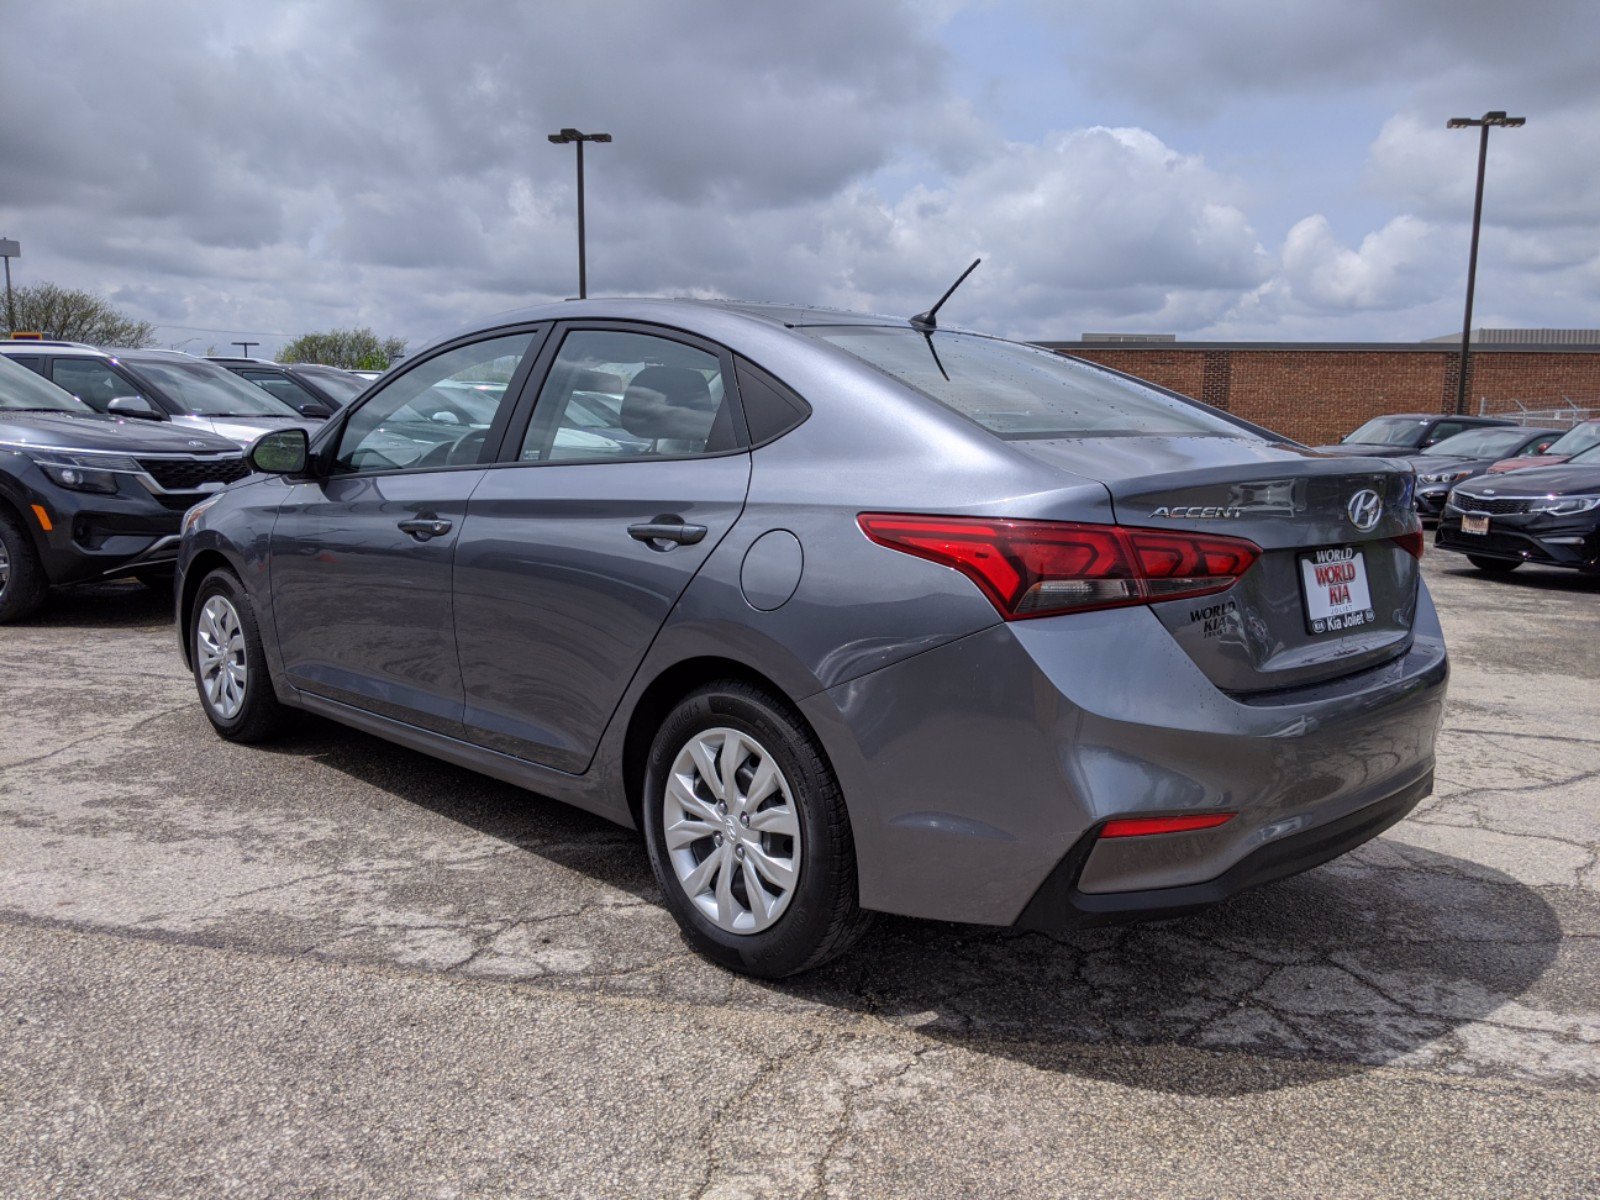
(1014, 770, 1430, 931)
(801, 583, 1447, 927)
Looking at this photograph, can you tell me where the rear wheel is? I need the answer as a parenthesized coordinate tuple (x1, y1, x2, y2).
(1467, 555, 1522, 574)
(189, 568, 297, 742)
(642, 681, 870, 978)
(0, 510, 49, 624)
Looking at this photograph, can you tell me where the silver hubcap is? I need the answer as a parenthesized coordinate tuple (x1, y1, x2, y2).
(663, 727, 802, 935)
(196, 595, 247, 720)
(0, 541, 9, 597)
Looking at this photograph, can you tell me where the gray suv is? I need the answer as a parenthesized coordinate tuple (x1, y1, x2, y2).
(176, 300, 1446, 977)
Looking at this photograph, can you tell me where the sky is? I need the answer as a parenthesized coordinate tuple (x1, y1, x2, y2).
(2, 0, 1598, 357)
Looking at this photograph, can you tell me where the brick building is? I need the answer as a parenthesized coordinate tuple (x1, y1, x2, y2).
(1043, 337, 1600, 446)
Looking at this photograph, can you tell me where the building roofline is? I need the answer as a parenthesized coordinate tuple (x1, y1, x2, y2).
(1041, 340, 1600, 354)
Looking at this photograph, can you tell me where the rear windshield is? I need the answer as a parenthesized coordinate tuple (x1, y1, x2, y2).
(1425, 427, 1541, 458)
(126, 357, 300, 417)
(0, 354, 92, 414)
(1545, 422, 1600, 456)
(809, 327, 1249, 440)
(1343, 417, 1429, 447)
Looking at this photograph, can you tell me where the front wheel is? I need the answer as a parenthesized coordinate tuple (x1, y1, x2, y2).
(0, 510, 49, 624)
(1467, 555, 1522, 574)
(642, 681, 870, 978)
(189, 568, 297, 742)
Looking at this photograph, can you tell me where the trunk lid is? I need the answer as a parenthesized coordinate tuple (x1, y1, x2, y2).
(1014, 435, 1421, 692)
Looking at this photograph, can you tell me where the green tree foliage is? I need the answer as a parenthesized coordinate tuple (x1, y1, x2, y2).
(5, 282, 156, 346)
(278, 327, 406, 370)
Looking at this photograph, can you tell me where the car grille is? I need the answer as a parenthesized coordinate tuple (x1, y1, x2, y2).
(138, 456, 250, 491)
(1451, 493, 1533, 515)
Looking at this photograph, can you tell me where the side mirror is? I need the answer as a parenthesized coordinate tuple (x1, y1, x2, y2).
(249, 427, 310, 475)
(107, 395, 162, 420)
(294, 400, 334, 419)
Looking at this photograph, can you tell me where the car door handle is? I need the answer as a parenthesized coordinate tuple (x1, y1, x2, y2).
(398, 516, 453, 541)
(628, 520, 707, 547)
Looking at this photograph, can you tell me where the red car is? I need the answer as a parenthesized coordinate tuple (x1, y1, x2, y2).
(1487, 419, 1600, 474)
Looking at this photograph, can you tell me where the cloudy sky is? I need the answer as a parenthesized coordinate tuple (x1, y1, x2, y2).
(2, 0, 1598, 356)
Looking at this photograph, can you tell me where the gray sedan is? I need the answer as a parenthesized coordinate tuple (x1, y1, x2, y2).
(175, 299, 1446, 977)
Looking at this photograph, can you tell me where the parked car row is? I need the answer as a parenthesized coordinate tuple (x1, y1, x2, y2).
(1434, 443, 1600, 575)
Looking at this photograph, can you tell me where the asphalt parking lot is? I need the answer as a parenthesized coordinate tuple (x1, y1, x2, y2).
(2, 556, 1598, 1198)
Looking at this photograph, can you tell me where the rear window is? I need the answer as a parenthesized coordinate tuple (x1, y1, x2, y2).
(1343, 417, 1429, 447)
(808, 327, 1248, 440)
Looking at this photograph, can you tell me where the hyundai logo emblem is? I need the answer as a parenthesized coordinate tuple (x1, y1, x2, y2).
(1347, 489, 1383, 532)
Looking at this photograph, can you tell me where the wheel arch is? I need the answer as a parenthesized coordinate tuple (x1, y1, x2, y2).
(619, 655, 828, 832)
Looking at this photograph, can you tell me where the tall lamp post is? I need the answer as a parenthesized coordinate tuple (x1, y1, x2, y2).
(0, 238, 20, 333)
(1446, 111, 1524, 415)
(546, 128, 612, 299)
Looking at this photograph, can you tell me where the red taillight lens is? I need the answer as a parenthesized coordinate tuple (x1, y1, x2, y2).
(1099, 812, 1236, 838)
(1390, 527, 1425, 559)
(856, 513, 1260, 619)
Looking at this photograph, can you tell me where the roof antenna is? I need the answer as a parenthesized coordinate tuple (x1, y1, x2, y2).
(909, 258, 981, 332)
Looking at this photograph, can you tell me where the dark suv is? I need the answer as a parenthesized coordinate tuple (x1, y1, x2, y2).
(207, 357, 370, 418)
(0, 353, 247, 621)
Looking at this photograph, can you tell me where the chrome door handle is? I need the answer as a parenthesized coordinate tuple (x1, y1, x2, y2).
(628, 520, 707, 547)
(398, 516, 452, 541)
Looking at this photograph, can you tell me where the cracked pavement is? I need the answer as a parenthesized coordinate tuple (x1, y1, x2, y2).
(1, 556, 1597, 1197)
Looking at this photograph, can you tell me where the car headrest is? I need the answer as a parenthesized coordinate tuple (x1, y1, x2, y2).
(620, 366, 717, 441)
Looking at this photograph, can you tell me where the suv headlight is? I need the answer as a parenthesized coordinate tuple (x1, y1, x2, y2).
(1529, 494, 1600, 516)
(24, 449, 143, 495)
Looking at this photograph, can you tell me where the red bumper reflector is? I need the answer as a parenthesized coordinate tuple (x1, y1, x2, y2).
(1099, 812, 1236, 838)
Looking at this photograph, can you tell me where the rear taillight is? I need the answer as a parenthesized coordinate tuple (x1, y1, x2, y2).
(1390, 522, 1426, 559)
(856, 513, 1260, 620)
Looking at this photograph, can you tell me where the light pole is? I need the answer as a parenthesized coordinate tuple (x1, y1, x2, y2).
(0, 238, 20, 333)
(547, 128, 611, 299)
(1446, 111, 1524, 415)
(232, 340, 259, 357)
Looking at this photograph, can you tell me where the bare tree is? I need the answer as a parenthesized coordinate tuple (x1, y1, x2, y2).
(6, 282, 156, 346)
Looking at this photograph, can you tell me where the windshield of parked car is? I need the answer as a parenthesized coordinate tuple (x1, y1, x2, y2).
(1342, 417, 1429, 447)
(293, 365, 368, 403)
(809, 327, 1249, 439)
(0, 354, 94, 414)
(1426, 427, 1544, 458)
(1543, 422, 1600, 456)
(126, 357, 301, 417)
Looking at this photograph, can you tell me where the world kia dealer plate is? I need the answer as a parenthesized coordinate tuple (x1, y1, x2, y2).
(1299, 546, 1375, 635)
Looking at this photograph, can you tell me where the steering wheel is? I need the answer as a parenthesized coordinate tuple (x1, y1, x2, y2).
(415, 428, 490, 469)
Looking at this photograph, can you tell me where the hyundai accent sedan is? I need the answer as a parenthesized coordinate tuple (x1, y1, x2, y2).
(175, 299, 1447, 978)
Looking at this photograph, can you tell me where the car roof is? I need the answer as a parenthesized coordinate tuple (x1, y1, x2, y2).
(463, 296, 913, 336)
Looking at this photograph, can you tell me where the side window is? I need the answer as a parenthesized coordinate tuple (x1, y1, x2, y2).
(49, 359, 140, 412)
(519, 330, 739, 463)
(5, 355, 45, 375)
(1428, 421, 1467, 444)
(734, 357, 811, 445)
(334, 333, 535, 474)
(241, 370, 320, 410)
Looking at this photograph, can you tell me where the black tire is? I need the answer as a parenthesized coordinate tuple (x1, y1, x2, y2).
(1467, 555, 1522, 574)
(0, 509, 49, 624)
(189, 567, 297, 743)
(642, 681, 871, 979)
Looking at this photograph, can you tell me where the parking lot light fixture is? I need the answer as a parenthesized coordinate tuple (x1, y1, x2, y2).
(1447, 111, 1525, 416)
(546, 128, 613, 300)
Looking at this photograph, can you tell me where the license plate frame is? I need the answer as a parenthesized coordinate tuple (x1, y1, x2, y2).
(1461, 513, 1490, 535)
(1297, 545, 1376, 637)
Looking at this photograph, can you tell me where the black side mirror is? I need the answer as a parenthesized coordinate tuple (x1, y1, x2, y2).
(107, 395, 163, 421)
(249, 427, 310, 475)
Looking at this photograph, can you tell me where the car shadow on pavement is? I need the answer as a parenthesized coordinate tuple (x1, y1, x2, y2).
(1435, 561, 1600, 593)
(28, 580, 173, 628)
(270, 715, 1564, 1099)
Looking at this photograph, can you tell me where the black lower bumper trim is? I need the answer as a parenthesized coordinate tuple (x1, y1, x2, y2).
(1013, 771, 1433, 932)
